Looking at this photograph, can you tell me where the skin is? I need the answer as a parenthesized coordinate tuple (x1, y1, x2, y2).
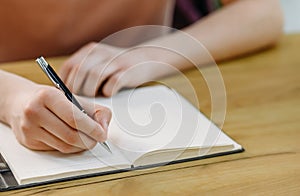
(0, 0, 171, 153)
(59, 0, 283, 97)
(0, 70, 111, 153)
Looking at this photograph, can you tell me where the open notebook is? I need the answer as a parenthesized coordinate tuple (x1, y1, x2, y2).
(0, 85, 243, 190)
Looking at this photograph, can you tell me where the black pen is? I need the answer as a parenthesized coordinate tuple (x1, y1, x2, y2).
(36, 56, 112, 154)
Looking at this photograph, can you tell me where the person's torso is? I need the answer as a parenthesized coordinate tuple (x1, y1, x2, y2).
(0, 0, 174, 62)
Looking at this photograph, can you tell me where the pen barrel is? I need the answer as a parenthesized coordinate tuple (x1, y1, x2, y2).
(44, 63, 85, 112)
(67, 93, 85, 113)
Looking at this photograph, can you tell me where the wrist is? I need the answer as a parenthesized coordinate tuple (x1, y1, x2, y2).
(0, 71, 37, 124)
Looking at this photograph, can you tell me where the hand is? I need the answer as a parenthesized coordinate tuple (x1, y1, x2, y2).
(6, 83, 111, 153)
(59, 42, 174, 97)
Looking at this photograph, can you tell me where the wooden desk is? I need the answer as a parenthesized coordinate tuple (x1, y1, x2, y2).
(0, 34, 299, 195)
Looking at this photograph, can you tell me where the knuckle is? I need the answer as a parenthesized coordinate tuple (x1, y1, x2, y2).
(23, 102, 39, 118)
(23, 89, 53, 118)
(20, 120, 32, 136)
(36, 87, 53, 99)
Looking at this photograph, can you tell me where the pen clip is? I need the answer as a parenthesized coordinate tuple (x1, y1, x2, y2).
(36, 57, 61, 89)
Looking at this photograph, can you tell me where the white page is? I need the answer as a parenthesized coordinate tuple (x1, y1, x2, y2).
(92, 86, 240, 163)
(0, 124, 130, 185)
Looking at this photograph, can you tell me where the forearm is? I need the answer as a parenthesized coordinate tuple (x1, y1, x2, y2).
(184, 0, 283, 62)
(141, 0, 283, 71)
(0, 70, 35, 124)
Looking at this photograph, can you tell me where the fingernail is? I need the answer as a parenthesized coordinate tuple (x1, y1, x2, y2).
(95, 113, 101, 123)
(101, 120, 109, 131)
(95, 111, 109, 130)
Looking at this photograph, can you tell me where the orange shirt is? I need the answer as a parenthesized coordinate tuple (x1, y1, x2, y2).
(0, 0, 173, 62)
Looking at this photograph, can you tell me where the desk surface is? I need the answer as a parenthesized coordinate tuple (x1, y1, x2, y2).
(0, 34, 299, 195)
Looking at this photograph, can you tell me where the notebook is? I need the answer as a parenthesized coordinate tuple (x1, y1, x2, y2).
(0, 85, 243, 191)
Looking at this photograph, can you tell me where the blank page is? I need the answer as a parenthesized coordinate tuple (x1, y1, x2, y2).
(92, 86, 241, 163)
(0, 124, 130, 185)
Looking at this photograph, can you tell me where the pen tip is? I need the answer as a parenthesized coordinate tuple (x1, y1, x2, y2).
(102, 142, 112, 154)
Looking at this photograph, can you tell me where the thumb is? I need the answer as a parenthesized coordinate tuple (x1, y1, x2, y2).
(93, 106, 112, 131)
(73, 96, 112, 132)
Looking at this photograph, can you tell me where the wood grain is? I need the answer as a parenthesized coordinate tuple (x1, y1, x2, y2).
(0, 34, 300, 195)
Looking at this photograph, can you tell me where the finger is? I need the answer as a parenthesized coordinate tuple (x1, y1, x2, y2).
(44, 90, 107, 142)
(39, 108, 97, 149)
(59, 42, 97, 82)
(34, 142, 55, 151)
(66, 54, 110, 95)
(21, 139, 55, 151)
(63, 46, 98, 92)
(78, 97, 112, 124)
(76, 97, 112, 131)
(94, 108, 112, 131)
(39, 128, 84, 154)
(102, 71, 127, 97)
(81, 63, 120, 97)
(59, 61, 75, 84)
(66, 64, 87, 94)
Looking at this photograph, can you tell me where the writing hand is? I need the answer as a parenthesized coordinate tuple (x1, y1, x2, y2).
(7, 83, 111, 153)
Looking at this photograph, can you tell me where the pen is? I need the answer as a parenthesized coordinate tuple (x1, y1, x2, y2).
(36, 56, 112, 154)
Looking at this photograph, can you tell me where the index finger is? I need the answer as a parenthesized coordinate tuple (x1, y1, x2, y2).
(43, 89, 107, 142)
(59, 42, 97, 82)
(78, 97, 112, 131)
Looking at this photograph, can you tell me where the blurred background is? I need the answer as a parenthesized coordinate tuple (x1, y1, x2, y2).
(280, 0, 300, 33)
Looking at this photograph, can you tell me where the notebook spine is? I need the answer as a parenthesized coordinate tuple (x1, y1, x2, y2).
(0, 153, 18, 191)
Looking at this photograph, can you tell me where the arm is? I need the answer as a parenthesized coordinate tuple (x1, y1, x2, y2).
(0, 70, 111, 153)
(138, 0, 283, 69)
(59, 0, 283, 97)
(183, 0, 284, 63)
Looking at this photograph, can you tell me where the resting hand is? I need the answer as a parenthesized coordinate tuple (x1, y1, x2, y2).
(59, 42, 172, 97)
